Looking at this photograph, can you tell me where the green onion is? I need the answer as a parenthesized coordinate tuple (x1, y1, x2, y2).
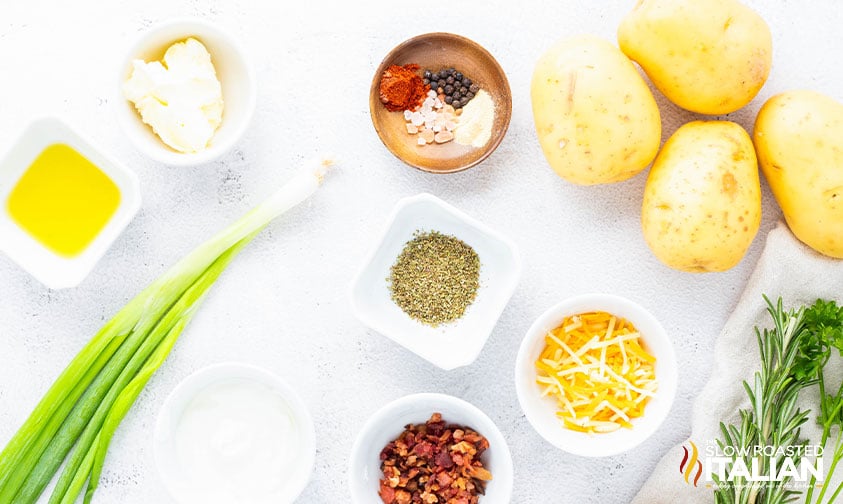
(0, 158, 333, 504)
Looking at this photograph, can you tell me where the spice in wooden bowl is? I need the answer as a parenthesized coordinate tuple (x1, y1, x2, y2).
(379, 63, 428, 112)
(369, 32, 512, 173)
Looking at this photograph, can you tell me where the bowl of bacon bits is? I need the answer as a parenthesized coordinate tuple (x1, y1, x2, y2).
(349, 393, 513, 504)
(369, 33, 512, 174)
(514, 293, 678, 457)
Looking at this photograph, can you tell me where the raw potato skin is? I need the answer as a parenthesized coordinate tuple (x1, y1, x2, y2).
(754, 90, 843, 258)
(642, 121, 761, 272)
(618, 0, 772, 115)
(531, 34, 661, 185)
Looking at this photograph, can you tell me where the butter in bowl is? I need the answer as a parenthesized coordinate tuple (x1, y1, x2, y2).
(117, 19, 257, 166)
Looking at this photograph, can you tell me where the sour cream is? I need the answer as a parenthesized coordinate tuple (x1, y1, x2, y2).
(171, 378, 301, 504)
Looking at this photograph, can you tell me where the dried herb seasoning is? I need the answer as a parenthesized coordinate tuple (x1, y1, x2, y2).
(388, 230, 480, 326)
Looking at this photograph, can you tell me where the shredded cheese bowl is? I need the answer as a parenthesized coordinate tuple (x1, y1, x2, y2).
(514, 294, 678, 457)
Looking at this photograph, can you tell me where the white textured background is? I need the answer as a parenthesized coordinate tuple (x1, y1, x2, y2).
(0, 1, 841, 502)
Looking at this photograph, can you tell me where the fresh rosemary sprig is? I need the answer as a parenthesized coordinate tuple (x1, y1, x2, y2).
(714, 296, 814, 504)
(714, 297, 843, 504)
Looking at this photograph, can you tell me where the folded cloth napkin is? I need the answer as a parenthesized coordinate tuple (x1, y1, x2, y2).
(633, 222, 843, 504)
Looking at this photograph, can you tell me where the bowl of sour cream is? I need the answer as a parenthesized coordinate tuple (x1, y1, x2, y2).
(154, 362, 316, 504)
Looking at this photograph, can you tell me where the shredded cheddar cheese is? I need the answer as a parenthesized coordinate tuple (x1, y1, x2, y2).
(535, 311, 658, 434)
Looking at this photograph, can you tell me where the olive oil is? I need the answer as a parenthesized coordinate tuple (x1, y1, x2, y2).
(6, 144, 121, 257)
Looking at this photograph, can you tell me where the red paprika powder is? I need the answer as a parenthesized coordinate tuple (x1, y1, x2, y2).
(378, 64, 428, 112)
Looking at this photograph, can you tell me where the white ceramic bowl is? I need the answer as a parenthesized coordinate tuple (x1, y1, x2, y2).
(0, 117, 141, 289)
(116, 18, 256, 166)
(349, 393, 513, 503)
(350, 193, 521, 370)
(514, 293, 678, 457)
(154, 362, 316, 504)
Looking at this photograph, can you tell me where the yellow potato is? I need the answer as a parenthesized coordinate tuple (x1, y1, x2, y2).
(618, 0, 772, 115)
(531, 34, 661, 185)
(754, 90, 843, 258)
(642, 121, 761, 272)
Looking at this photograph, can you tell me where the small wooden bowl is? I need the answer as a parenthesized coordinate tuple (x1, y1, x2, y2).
(369, 33, 512, 174)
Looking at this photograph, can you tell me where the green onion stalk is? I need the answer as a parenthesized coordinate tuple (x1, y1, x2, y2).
(0, 158, 333, 504)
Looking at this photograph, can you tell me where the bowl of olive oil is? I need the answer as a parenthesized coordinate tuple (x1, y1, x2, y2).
(0, 117, 141, 288)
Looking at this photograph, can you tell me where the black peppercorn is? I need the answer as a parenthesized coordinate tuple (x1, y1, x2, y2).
(417, 66, 479, 110)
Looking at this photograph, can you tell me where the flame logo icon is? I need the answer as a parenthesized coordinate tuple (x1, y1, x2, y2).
(680, 441, 703, 487)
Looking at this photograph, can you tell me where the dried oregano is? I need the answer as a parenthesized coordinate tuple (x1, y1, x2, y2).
(388, 230, 480, 326)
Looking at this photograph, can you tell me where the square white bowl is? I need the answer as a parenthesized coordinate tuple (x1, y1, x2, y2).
(0, 117, 141, 289)
(350, 193, 521, 370)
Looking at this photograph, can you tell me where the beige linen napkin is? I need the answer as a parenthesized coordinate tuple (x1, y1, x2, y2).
(633, 222, 843, 504)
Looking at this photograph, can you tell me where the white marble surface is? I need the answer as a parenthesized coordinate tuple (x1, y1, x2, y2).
(0, 1, 840, 502)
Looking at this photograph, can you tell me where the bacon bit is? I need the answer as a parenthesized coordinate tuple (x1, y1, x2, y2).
(435, 450, 454, 469)
(378, 413, 492, 504)
(379, 482, 396, 502)
(451, 441, 477, 455)
(395, 489, 411, 504)
(468, 466, 493, 481)
(436, 471, 454, 487)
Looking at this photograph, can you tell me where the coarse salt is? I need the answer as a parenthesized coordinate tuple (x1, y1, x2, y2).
(402, 93, 459, 146)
